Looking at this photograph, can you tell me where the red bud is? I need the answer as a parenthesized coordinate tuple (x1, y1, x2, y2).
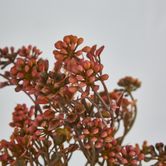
(100, 74, 109, 81)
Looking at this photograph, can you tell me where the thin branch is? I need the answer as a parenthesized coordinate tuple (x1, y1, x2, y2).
(86, 97, 107, 126)
(93, 90, 110, 111)
(74, 127, 91, 164)
(119, 90, 137, 144)
(98, 74, 111, 108)
(90, 142, 96, 166)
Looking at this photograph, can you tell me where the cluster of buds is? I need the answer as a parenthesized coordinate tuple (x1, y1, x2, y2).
(8, 104, 41, 139)
(9, 104, 34, 128)
(53, 35, 84, 62)
(18, 45, 42, 58)
(34, 70, 71, 105)
(100, 90, 133, 113)
(0, 35, 165, 165)
(142, 141, 166, 165)
(76, 118, 114, 150)
(9, 104, 69, 143)
(10, 46, 48, 93)
(68, 59, 108, 98)
(105, 144, 145, 165)
(34, 109, 65, 140)
(0, 45, 48, 94)
(118, 76, 141, 92)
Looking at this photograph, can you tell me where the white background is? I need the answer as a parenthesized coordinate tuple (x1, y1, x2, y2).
(0, 0, 166, 165)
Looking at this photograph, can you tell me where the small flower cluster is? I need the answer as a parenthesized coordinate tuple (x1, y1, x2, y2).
(76, 117, 145, 165)
(142, 141, 166, 165)
(76, 118, 114, 150)
(53, 35, 84, 61)
(103, 144, 145, 165)
(10, 104, 67, 141)
(34, 70, 70, 105)
(118, 76, 141, 91)
(0, 45, 48, 94)
(10, 46, 48, 93)
(9, 104, 34, 128)
(0, 35, 165, 165)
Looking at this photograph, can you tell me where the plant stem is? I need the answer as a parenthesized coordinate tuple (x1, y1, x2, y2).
(119, 90, 137, 144)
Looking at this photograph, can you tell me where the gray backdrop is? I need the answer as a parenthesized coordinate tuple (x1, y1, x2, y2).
(0, 0, 166, 165)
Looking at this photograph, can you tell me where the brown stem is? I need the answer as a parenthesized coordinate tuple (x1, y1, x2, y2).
(90, 142, 96, 166)
(93, 89, 116, 128)
(74, 127, 91, 164)
(119, 90, 137, 145)
(97, 74, 111, 108)
(93, 90, 110, 111)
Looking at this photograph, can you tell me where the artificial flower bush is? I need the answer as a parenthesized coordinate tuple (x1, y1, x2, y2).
(0, 35, 165, 166)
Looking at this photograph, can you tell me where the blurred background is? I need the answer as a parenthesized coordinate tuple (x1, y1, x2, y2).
(0, 0, 166, 165)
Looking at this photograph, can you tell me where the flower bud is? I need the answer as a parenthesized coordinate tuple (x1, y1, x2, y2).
(75, 50, 82, 56)
(91, 137, 97, 143)
(82, 46, 91, 53)
(86, 69, 94, 77)
(89, 76, 96, 83)
(54, 41, 63, 49)
(83, 129, 90, 135)
(101, 131, 108, 138)
(105, 136, 113, 143)
(92, 128, 99, 135)
(100, 74, 109, 81)
(95, 142, 102, 149)
(77, 37, 84, 45)
(83, 60, 91, 70)
(69, 76, 77, 84)
(63, 36, 71, 44)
